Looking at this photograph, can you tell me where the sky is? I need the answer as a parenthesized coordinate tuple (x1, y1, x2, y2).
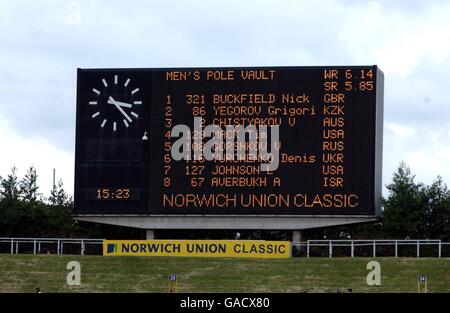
(1, 0, 450, 198)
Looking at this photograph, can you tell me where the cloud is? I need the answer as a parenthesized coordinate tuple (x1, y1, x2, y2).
(383, 122, 450, 189)
(339, 1, 450, 76)
(0, 113, 74, 197)
(385, 123, 415, 138)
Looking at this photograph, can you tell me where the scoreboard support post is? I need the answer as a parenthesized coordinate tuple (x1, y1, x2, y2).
(292, 230, 304, 256)
(146, 230, 155, 240)
(292, 230, 302, 243)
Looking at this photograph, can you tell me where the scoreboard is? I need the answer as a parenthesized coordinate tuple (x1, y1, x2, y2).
(74, 66, 383, 217)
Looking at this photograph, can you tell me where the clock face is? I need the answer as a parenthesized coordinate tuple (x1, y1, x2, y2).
(88, 74, 142, 132)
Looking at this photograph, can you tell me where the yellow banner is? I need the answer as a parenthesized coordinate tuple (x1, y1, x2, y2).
(103, 240, 290, 258)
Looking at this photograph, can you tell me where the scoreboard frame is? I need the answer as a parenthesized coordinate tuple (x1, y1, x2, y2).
(73, 66, 383, 230)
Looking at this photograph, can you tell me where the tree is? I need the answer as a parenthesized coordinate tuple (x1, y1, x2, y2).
(0, 166, 20, 200)
(382, 161, 428, 239)
(48, 179, 71, 206)
(425, 176, 450, 240)
(0, 167, 22, 236)
(19, 165, 40, 202)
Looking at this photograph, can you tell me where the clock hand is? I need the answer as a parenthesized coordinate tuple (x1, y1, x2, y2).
(109, 99, 132, 122)
(108, 97, 133, 108)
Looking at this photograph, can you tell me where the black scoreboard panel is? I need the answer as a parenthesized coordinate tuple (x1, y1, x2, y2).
(75, 69, 151, 214)
(74, 66, 383, 216)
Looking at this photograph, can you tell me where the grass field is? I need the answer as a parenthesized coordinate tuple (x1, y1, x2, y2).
(0, 254, 449, 293)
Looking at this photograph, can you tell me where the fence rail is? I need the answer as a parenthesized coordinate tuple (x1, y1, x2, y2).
(0, 237, 104, 255)
(292, 239, 450, 258)
(1, 238, 449, 257)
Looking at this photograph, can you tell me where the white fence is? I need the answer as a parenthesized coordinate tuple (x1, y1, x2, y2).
(292, 239, 450, 258)
(0, 237, 104, 255)
(1, 237, 449, 257)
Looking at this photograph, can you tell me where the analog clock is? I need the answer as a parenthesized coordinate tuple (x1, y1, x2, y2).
(88, 74, 142, 131)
